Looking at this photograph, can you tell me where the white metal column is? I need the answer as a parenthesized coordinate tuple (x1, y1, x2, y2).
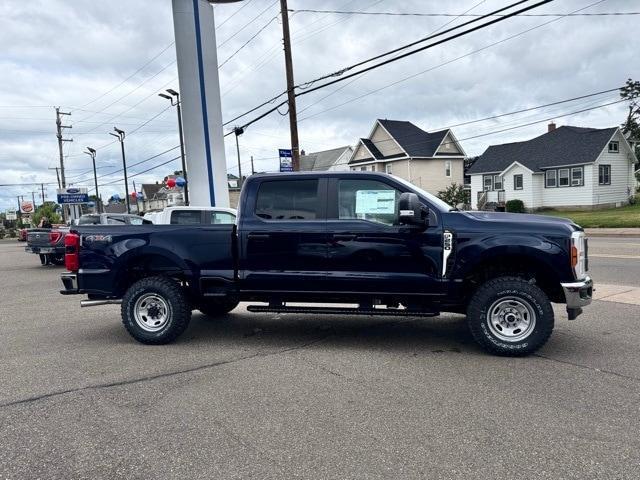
(172, 0, 229, 207)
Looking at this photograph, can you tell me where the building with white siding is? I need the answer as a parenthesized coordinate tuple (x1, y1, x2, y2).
(468, 123, 638, 211)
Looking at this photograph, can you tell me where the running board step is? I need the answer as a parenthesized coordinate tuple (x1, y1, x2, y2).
(246, 305, 439, 317)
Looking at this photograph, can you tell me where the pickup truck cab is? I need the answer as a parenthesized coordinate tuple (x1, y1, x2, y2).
(60, 172, 592, 356)
(143, 206, 236, 225)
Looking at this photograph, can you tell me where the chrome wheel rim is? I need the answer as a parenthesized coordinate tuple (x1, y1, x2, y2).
(487, 296, 536, 342)
(133, 294, 170, 332)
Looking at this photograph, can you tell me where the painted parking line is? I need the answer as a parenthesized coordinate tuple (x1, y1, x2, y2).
(589, 255, 640, 260)
(593, 283, 640, 306)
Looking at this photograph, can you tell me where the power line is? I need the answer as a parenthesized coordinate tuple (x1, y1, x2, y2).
(297, 0, 607, 123)
(219, 15, 279, 68)
(80, 42, 175, 108)
(288, 9, 640, 17)
(216, 0, 256, 28)
(218, 0, 279, 48)
(235, 0, 557, 131)
(98, 155, 181, 187)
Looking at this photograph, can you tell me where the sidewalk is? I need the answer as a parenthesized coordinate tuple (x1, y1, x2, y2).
(585, 228, 640, 237)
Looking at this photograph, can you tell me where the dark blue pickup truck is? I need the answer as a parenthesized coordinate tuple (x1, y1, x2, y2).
(60, 172, 592, 355)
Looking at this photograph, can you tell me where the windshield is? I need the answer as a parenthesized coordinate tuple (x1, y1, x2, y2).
(393, 176, 452, 212)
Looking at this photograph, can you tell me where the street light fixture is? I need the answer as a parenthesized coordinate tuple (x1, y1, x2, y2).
(159, 88, 189, 205)
(84, 147, 100, 213)
(109, 127, 131, 214)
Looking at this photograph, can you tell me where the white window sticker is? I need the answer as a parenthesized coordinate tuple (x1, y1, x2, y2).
(355, 190, 396, 214)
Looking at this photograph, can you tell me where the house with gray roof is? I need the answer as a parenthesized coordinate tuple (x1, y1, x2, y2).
(300, 146, 353, 172)
(468, 123, 638, 211)
(348, 119, 466, 194)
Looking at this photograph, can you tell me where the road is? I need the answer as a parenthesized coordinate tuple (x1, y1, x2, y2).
(587, 236, 640, 287)
(1, 238, 639, 479)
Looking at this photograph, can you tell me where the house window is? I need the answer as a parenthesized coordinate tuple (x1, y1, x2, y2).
(385, 163, 392, 175)
(608, 141, 619, 153)
(558, 168, 570, 187)
(483, 175, 493, 191)
(445, 160, 451, 177)
(493, 175, 503, 191)
(599, 164, 611, 185)
(360, 166, 367, 171)
(545, 170, 557, 188)
(571, 167, 584, 186)
(514, 174, 523, 190)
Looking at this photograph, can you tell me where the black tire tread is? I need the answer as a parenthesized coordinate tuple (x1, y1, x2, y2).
(121, 276, 191, 345)
(467, 276, 554, 356)
(198, 298, 239, 318)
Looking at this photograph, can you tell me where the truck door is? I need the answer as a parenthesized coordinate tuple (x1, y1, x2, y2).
(324, 177, 443, 297)
(239, 177, 327, 292)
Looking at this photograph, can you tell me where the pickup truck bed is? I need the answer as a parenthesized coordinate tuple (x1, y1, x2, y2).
(60, 172, 593, 356)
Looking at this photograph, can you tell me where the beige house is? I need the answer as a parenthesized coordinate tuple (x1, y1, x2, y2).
(349, 119, 466, 194)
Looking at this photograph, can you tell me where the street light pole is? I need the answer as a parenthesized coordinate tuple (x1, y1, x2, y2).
(109, 127, 130, 214)
(234, 127, 244, 188)
(84, 147, 100, 213)
(159, 89, 189, 205)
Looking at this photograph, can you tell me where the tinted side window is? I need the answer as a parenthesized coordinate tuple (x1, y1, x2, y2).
(337, 179, 400, 226)
(170, 211, 202, 225)
(255, 180, 318, 220)
(79, 215, 100, 225)
(210, 212, 236, 224)
(106, 216, 126, 225)
(129, 217, 144, 225)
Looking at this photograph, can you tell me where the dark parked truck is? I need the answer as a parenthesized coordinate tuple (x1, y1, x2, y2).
(60, 172, 592, 356)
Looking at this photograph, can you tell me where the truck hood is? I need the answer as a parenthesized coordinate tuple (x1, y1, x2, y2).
(462, 211, 579, 232)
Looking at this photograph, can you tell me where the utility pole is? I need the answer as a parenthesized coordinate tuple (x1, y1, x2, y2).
(40, 184, 45, 206)
(56, 107, 72, 221)
(30, 192, 37, 211)
(250, 155, 255, 175)
(109, 127, 130, 214)
(234, 127, 244, 188)
(279, 0, 300, 171)
(49, 167, 61, 188)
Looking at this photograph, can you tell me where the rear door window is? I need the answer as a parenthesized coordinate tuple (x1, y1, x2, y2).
(210, 212, 236, 224)
(170, 210, 202, 225)
(78, 215, 101, 225)
(255, 180, 319, 220)
(106, 216, 127, 225)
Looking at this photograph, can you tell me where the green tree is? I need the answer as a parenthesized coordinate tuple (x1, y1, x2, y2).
(620, 78, 640, 161)
(32, 203, 62, 226)
(437, 183, 470, 207)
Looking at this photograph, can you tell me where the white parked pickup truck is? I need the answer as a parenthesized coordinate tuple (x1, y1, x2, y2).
(143, 206, 237, 225)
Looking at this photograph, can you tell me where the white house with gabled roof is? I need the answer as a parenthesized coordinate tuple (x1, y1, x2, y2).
(348, 119, 467, 194)
(468, 123, 638, 211)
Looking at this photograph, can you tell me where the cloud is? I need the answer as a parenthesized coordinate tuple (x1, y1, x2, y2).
(1, 0, 638, 210)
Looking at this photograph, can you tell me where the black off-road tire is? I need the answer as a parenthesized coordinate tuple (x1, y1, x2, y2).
(198, 298, 239, 318)
(467, 276, 554, 356)
(121, 276, 192, 345)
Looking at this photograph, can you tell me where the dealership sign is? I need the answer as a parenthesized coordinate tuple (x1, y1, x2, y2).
(5, 210, 17, 220)
(19, 201, 34, 214)
(57, 187, 89, 204)
(279, 149, 293, 172)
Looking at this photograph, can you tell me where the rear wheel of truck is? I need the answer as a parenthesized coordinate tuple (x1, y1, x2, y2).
(466, 276, 554, 356)
(121, 276, 191, 345)
(198, 298, 239, 318)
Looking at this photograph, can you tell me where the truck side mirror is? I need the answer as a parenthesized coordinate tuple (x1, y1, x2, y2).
(399, 192, 429, 229)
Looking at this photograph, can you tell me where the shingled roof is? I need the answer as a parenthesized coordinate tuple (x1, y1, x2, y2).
(300, 146, 352, 171)
(377, 119, 451, 157)
(468, 126, 619, 175)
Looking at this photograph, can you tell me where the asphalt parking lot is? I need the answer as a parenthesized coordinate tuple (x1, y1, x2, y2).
(1, 238, 639, 479)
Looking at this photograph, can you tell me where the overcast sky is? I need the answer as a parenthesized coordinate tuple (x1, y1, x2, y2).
(0, 0, 638, 210)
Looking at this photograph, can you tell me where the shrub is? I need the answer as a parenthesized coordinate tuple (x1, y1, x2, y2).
(0, 230, 5, 239)
(506, 199, 526, 213)
(437, 183, 470, 208)
(8, 229, 16, 238)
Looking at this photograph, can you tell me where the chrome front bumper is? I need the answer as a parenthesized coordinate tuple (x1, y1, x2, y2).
(561, 276, 593, 320)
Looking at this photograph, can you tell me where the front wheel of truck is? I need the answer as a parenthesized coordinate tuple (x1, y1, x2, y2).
(121, 276, 192, 345)
(466, 276, 554, 356)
